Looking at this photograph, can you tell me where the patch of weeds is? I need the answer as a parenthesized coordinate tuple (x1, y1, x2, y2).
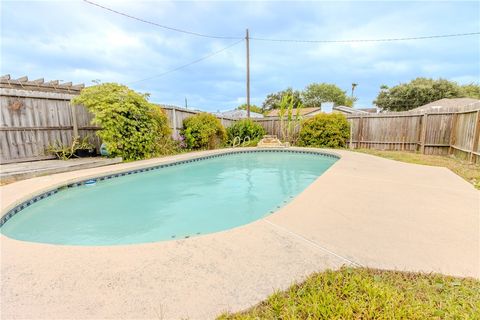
(218, 267, 480, 319)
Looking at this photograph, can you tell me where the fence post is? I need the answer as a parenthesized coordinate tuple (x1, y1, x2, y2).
(357, 117, 364, 149)
(349, 118, 354, 149)
(71, 104, 79, 139)
(448, 113, 458, 155)
(172, 107, 177, 137)
(420, 113, 428, 154)
(470, 110, 480, 162)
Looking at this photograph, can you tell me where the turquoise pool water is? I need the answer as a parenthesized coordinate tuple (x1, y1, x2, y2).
(1, 151, 337, 245)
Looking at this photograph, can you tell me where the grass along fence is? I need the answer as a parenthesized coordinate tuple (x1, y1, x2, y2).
(254, 104, 480, 163)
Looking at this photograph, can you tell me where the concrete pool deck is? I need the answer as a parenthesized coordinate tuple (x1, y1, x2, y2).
(0, 157, 123, 185)
(1, 148, 479, 319)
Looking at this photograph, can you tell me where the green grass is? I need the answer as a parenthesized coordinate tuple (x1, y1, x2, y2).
(355, 149, 480, 189)
(218, 267, 480, 320)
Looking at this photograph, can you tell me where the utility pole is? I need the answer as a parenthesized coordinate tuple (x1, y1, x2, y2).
(246, 28, 250, 118)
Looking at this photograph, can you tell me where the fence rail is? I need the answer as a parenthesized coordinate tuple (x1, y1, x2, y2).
(0, 88, 101, 164)
(1, 85, 479, 164)
(253, 106, 480, 162)
(161, 105, 235, 137)
(0, 90, 235, 163)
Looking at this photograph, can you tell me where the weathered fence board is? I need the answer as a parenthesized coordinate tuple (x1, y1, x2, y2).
(0, 89, 101, 163)
(0, 90, 235, 163)
(1, 77, 478, 163)
(253, 105, 480, 162)
(450, 110, 480, 161)
(350, 115, 421, 151)
(161, 105, 235, 137)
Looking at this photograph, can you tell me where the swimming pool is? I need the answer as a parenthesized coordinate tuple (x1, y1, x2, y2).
(0, 150, 338, 245)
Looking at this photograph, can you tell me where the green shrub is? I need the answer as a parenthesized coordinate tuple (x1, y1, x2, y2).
(72, 83, 172, 161)
(298, 113, 350, 148)
(181, 113, 226, 150)
(149, 106, 176, 155)
(227, 119, 266, 146)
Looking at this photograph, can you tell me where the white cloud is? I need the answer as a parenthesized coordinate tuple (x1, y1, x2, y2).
(1, 1, 479, 110)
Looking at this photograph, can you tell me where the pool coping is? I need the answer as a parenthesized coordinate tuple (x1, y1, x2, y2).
(2, 147, 478, 319)
(0, 147, 340, 229)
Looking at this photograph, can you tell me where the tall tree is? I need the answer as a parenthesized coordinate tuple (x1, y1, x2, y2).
(351, 83, 358, 98)
(373, 78, 466, 111)
(461, 83, 480, 99)
(302, 83, 350, 108)
(262, 88, 303, 111)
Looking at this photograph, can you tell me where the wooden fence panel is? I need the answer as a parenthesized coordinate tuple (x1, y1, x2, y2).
(423, 113, 453, 155)
(348, 115, 421, 151)
(73, 104, 101, 148)
(2, 85, 479, 164)
(453, 111, 476, 151)
(254, 118, 288, 140)
(1, 93, 75, 162)
(1, 98, 236, 163)
(219, 118, 236, 128)
(162, 106, 198, 135)
(475, 112, 480, 156)
(161, 106, 235, 137)
(253, 109, 480, 162)
(450, 110, 480, 161)
(0, 89, 101, 163)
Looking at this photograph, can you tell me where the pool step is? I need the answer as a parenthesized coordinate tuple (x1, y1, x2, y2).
(257, 135, 289, 148)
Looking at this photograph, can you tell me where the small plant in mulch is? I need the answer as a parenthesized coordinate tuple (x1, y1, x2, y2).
(47, 136, 94, 160)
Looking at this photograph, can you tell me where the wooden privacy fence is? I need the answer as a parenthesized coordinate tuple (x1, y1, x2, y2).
(347, 106, 480, 162)
(254, 104, 480, 162)
(161, 105, 235, 137)
(1, 75, 478, 163)
(0, 76, 235, 163)
(254, 118, 300, 140)
(0, 77, 101, 164)
(0, 102, 234, 164)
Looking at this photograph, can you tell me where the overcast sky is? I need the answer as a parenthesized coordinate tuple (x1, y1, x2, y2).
(2, 1, 479, 111)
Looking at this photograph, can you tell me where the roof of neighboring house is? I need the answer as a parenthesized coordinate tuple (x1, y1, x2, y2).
(332, 105, 371, 114)
(214, 109, 264, 119)
(410, 98, 480, 112)
(357, 107, 378, 113)
(265, 107, 321, 117)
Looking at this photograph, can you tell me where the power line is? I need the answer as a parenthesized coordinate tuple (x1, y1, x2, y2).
(83, 1, 479, 44)
(83, 0, 242, 40)
(128, 39, 244, 84)
(250, 32, 480, 43)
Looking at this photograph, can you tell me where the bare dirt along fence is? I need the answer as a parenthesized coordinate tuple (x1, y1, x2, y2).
(254, 104, 480, 163)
